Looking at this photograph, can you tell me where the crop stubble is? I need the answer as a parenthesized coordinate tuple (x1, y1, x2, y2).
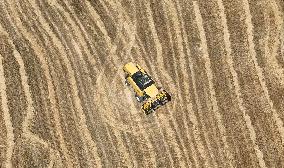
(0, 0, 284, 167)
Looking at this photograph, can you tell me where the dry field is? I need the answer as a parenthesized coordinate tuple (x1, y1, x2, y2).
(0, 0, 284, 167)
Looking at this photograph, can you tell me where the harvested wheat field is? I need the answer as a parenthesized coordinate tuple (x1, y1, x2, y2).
(0, 0, 284, 167)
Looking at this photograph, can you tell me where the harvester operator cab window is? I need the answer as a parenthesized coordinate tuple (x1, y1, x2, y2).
(132, 71, 154, 90)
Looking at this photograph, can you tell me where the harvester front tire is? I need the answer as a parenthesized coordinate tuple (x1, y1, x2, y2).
(125, 80, 129, 86)
(135, 95, 145, 102)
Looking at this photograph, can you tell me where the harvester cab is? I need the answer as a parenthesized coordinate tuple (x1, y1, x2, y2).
(123, 62, 171, 115)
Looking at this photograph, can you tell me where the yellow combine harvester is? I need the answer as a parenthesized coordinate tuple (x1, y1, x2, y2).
(123, 62, 171, 115)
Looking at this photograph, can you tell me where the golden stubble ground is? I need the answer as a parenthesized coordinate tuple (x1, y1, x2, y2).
(0, 0, 284, 167)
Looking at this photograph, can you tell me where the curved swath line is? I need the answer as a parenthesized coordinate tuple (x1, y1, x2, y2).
(143, 1, 199, 166)
(189, 1, 230, 165)
(15, 1, 103, 166)
(154, 115, 187, 167)
(140, 2, 179, 97)
(41, 21, 100, 167)
(184, 41, 217, 168)
(56, 2, 135, 165)
(185, 88, 209, 167)
(192, 1, 234, 167)
(282, 17, 284, 61)
(38, 15, 102, 168)
(0, 58, 13, 168)
(242, 0, 284, 143)
(156, 0, 204, 166)
(153, 0, 191, 162)
(10, 0, 77, 165)
(3, 0, 60, 162)
(9, 28, 50, 147)
(47, 152, 55, 168)
(174, 0, 216, 167)
(0, 33, 14, 168)
(133, 18, 188, 168)
(45, 13, 96, 167)
(50, 1, 96, 63)
(134, 17, 202, 164)
(216, 0, 267, 167)
(3, 1, 75, 166)
(85, 0, 114, 53)
(150, 1, 216, 166)
(48, 148, 65, 167)
(161, 6, 213, 167)
(14, 48, 49, 146)
(52, 2, 123, 165)
(263, 1, 284, 86)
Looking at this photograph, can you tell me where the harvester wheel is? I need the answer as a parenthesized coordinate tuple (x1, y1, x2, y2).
(135, 95, 145, 102)
(160, 100, 167, 105)
(147, 110, 155, 115)
(125, 80, 129, 86)
(159, 91, 171, 105)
